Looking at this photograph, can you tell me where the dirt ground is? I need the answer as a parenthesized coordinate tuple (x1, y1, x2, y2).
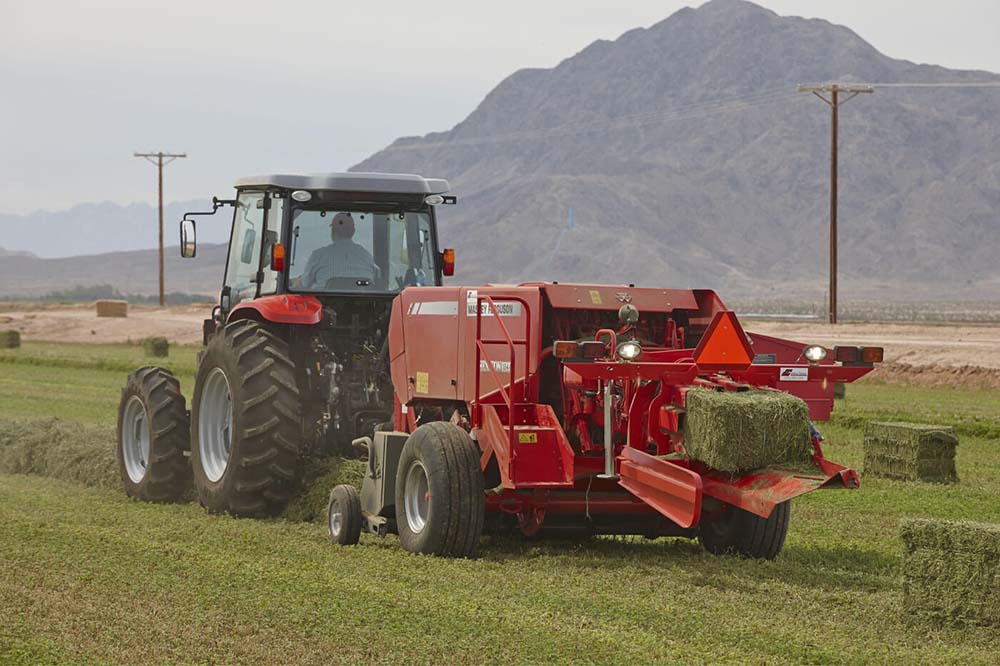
(2, 303, 999, 387)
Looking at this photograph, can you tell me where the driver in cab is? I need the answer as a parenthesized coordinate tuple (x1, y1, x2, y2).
(295, 212, 377, 289)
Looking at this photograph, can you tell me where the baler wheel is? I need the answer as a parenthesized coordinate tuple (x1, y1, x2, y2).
(191, 319, 304, 517)
(327, 484, 362, 546)
(395, 422, 484, 558)
(699, 500, 790, 560)
(116, 366, 191, 502)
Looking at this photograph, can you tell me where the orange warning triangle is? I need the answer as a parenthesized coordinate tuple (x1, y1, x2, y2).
(693, 311, 753, 370)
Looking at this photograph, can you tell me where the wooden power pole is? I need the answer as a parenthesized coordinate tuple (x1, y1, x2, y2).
(797, 84, 872, 324)
(134, 151, 187, 307)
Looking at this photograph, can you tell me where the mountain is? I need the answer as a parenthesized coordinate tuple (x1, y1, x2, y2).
(0, 247, 36, 258)
(0, 200, 232, 259)
(353, 0, 1000, 300)
(0, 243, 227, 298)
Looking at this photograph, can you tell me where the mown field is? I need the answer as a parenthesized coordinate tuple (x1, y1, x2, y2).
(2, 341, 1000, 664)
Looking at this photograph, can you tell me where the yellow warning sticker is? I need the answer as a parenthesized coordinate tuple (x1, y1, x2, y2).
(415, 371, 429, 394)
(518, 432, 538, 444)
(589, 290, 603, 305)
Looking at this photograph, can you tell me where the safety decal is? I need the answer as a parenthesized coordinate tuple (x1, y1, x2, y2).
(779, 367, 809, 382)
(479, 360, 511, 373)
(518, 432, 538, 444)
(589, 290, 603, 305)
(415, 371, 429, 393)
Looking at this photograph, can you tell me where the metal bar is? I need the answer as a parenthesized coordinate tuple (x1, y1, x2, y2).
(598, 380, 616, 479)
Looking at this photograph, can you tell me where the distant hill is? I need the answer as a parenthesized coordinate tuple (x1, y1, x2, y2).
(0, 200, 232, 259)
(0, 243, 226, 299)
(0, 247, 36, 258)
(354, 0, 1000, 300)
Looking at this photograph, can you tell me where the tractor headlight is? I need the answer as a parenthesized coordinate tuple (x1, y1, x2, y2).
(803, 345, 828, 363)
(616, 340, 642, 361)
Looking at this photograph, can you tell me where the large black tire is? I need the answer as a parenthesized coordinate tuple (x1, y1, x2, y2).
(699, 501, 790, 560)
(191, 319, 304, 517)
(394, 422, 484, 558)
(327, 484, 362, 546)
(117, 366, 191, 502)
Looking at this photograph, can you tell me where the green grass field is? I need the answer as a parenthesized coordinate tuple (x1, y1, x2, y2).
(2, 342, 1000, 664)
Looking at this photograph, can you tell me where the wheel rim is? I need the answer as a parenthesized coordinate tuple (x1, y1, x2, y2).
(403, 460, 430, 534)
(121, 395, 150, 483)
(329, 501, 343, 539)
(199, 367, 233, 483)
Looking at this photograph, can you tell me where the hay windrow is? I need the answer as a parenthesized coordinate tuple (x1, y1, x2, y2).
(141, 336, 170, 357)
(683, 388, 813, 472)
(864, 421, 958, 483)
(0, 417, 367, 522)
(900, 518, 1000, 627)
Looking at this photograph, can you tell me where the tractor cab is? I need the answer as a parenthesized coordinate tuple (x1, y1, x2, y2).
(179, 172, 455, 318)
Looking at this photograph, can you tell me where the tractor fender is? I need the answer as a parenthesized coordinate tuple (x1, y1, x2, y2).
(227, 294, 323, 325)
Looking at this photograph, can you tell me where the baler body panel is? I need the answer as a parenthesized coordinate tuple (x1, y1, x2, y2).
(389, 282, 876, 535)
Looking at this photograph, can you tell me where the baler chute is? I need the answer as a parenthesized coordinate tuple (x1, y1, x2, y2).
(364, 282, 879, 558)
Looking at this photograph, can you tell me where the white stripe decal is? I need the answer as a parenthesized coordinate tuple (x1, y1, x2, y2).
(409, 301, 459, 316)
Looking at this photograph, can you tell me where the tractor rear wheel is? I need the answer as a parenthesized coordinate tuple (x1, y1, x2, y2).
(699, 500, 790, 560)
(395, 422, 484, 558)
(327, 484, 362, 546)
(191, 319, 304, 517)
(117, 366, 191, 502)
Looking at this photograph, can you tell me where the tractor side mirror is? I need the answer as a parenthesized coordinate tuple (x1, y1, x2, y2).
(180, 219, 197, 258)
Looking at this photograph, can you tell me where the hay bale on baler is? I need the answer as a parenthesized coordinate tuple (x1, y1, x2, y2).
(900, 518, 1000, 627)
(683, 388, 813, 472)
(864, 422, 958, 483)
(0, 330, 20, 349)
(96, 300, 128, 318)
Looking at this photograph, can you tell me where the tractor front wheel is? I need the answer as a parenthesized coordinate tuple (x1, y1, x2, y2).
(117, 366, 191, 502)
(699, 500, 790, 560)
(191, 319, 304, 517)
(395, 422, 484, 558)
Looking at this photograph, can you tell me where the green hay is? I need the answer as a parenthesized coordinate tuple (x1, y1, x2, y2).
(900, 518, 1000, 627)
(684, 388, 813, 472)
(0, 418, 119, 489)
(141, 336, 170, 357)
(0, 329, 20, 349)
(864, 422, 958, 483)
(281, 456, 367, 523)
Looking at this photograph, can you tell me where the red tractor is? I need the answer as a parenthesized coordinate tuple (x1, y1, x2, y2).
(116, 172, 880, 560)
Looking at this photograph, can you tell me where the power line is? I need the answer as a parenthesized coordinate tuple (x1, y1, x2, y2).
(797, 84, 873, 325)
(133, 151, 187, 307)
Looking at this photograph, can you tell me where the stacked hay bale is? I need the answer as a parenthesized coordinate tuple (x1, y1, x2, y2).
(96, 300, 128, 317)
(142, 336, 169, 357)
(684, 388, 813, 472)
(863, 422, 958, 483)
(0, 329, 20, 349)
(901, 518, 1000, 627)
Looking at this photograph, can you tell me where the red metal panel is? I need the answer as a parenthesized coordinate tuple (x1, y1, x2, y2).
(539, 283, 699, 312)
(228, 294, 322, 325)
(394, 287, 462, 401)
(617, 447, 703, 528)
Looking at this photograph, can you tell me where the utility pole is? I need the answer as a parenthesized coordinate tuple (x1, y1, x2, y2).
(133, 151, 187, 307)
(797, 84, 872, 324)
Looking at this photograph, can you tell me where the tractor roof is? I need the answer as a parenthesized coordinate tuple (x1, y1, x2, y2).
(234, 172, 451, 195)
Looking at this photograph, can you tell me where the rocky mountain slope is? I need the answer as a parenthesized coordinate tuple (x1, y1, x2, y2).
(354, 0, 1000, 299)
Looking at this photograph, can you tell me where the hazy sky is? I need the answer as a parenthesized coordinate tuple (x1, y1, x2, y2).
(3, 0, 999, 214)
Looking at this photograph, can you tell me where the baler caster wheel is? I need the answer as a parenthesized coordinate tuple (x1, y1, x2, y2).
(327, 484, 362, 546)
(699, 500, 790, 560)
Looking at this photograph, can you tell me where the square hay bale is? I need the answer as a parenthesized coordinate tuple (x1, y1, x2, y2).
(833, 382, 846, 399)
(901, 518, 1000, 627)
(683, 388, 813, 472)
(142, 336, 169, 357)
(864, 422, 958, 483)
(0, 329, 20, 349)
(96, 299, 128, 317)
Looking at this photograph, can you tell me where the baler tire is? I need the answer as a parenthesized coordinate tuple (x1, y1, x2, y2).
(116, 366, 191, 502)
(395, 422, 484, 558)
(699, 500, 790, 560)
(191, 319, 304, 517)
(327, 484, 362, 546)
